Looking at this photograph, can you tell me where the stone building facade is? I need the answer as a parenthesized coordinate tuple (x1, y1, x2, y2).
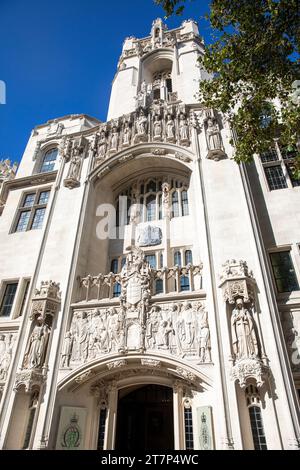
(0, 19, 299, 450)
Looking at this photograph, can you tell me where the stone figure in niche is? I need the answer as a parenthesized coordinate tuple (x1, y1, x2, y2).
(97, 130, 107, 158)
(176, 302, 197, 355)
(153, 115, 162, 139)
(61, 331, 73, 368)
(166, 114, 175, 140)
(68, 149, 81, 181)
(136, 110, 147, 135)
(206, 117, 222, 151)
(198, 309, 211, 362)
(179, 114, 189, 141)
(110, 127, 119, 150)
(123, 122, 131, 146)
(231, 298, 259, 360)
(23, 316, 51, 369)
(0, 334, 13, 380)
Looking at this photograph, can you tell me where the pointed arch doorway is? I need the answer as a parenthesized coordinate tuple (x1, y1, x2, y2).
(115, 384, 174, 451)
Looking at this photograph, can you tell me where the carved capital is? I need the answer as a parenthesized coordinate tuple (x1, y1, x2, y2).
(14, 368, 47, 393)
(219, 259, 255, 304)
(230, 358, 270, 389)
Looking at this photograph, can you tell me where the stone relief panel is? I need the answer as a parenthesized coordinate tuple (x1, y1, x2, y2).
(281, 310, 300, 372)
(62, 248, 211, 368)
(0, 332, 16, 385)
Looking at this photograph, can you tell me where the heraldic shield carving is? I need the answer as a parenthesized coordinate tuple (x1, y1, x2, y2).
(120, 246, 152, 351)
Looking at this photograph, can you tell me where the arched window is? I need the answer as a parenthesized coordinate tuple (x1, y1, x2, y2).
(172, 191, 179, 218)
(174, 251, 182, 267)
(185, 250, 193, 265)
(155, 279, 163, 294)
(40, 148, 58, 173)
(180, 275, 190, 292)
(181, 190, 189, 216)
(113, 282, 121, 298)
(146, 195, 156, 221)
(110, 259, 118, 274)
(121, 257, 126, 269)
(245, 385, 267, 450)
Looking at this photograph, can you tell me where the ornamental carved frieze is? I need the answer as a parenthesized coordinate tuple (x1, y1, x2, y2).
(62, 248, 209, 369)
(90, 102, 193, 171)
(15, 281, 61, 393)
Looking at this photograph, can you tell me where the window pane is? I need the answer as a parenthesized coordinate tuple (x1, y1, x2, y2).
(0, 282, 18, 316)
(16, 211, 31, 232)
(185, 250, 193, 265)
(155, 279, 163, 294)
(172, 191, 179, 217)
(181, 190, 189, 216)
(40, 148, 58, 173)
(23, 193, 35, 208)
(146, 195, 156, 221)
(38, 191, 50, 205)
(174, 251, 182, 267)
(270, 251, 299, 293)
(113, 283, 121, 298)
(184, 407, 194, 450)
(31, 208, 46, 230)
(146, 180, 157, 193)
(264, 166, 287, 190)
(180, 275, 190, 292)
(111, 259, 118, 274)
(145, 254, 156, 269)
(249, 406, 267, 450)
(260, 148, 278, 163)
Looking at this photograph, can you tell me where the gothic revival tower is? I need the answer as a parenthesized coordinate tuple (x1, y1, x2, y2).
(0, 19, 299, 450)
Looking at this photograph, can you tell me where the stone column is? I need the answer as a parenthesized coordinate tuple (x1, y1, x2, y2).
(173, 381, 185, 450)
(104, 382, 118, 450)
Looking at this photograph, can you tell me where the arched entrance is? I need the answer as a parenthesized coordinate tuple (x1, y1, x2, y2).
(115, 384, 174, 450)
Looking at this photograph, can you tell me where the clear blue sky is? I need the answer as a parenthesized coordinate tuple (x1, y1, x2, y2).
(0, 0, 211, 163)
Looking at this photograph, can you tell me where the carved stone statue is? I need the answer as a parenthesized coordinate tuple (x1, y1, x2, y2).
(0, 334, 14, 381)
(110, 127, 119, 151)
(162, 182, 171, 218)
(179, 114, 189, 142)
(166, 114, 175, 140)
(61, 331, 73, 368)
(206, 117, 222, 151)
(123, 122, 131, 146)
(136, 110, 147, 135)
(97, 130, 107, 158)
(153, 115, 162, 140)
(68, 151, 81, 180)
(23, 316, 51, 369)
(231, 298, 259, 360)
(198, 308, 211, 362)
